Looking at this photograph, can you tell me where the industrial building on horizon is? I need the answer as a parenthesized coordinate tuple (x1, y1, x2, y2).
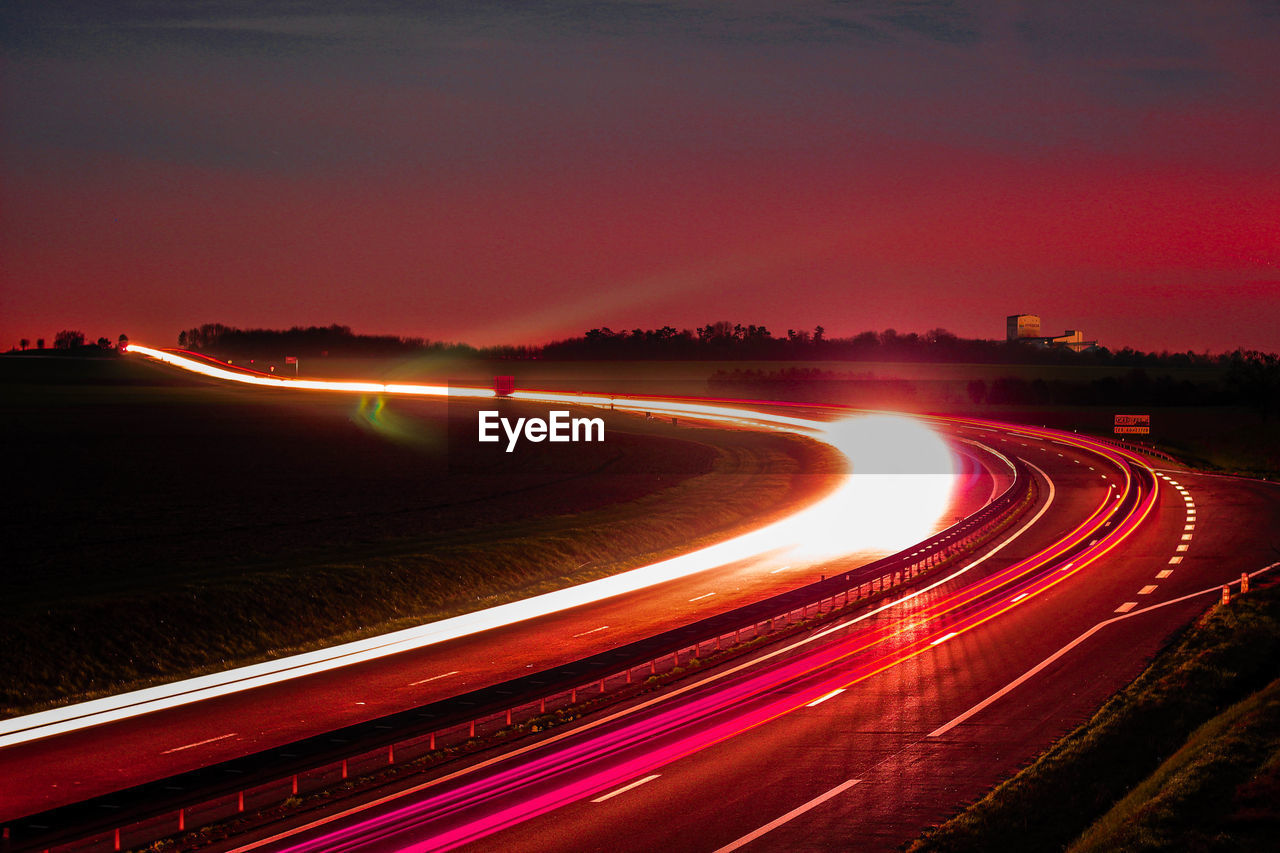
(1006, 314, 1097, 352)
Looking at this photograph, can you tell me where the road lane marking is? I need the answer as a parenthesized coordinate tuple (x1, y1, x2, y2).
(929, 563, 1280, 740)
(930, 632, 958, 646)
(1138, 585, 1158, 595)
(591, 774, 660, 803)
(161, 733, 236, 755)
(1011, 592, 1029, 603)
(1157, 570, 1173, 579)
(572, 626, 610, 638)
(1181, 533, 1193, 540)
(714, 779, 861, 853)
(230, 458, 1058, 853)
(1059, 562, 1074, 572)
(1177, 544, 1189, 552)
(1185, 524, 1195, 530)
(689, 592, 717, 602)
(769, 566, 792, 574)
(410, 670, 461, 686)
(806, 689, 845, 708)
(1169, 556, 1183, 564)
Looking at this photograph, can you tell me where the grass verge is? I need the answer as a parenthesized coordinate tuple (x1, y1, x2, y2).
(908, 576, 1280, 853)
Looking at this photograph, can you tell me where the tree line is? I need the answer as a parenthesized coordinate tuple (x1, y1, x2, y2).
(172, 321, 1276, 374)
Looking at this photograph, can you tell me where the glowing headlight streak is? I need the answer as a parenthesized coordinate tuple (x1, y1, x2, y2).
(276, 451, 1157, 853)
(1, 347, 958, 748)
(276, 475, 1154, 853)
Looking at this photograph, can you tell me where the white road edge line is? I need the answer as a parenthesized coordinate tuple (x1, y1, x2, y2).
(806, 689, 845, 708)
(409, 670, 461, 687)
(161, 733, 236, 755)
(591, 774, 661, 803)
(713, 779, 861, 853)
(928, 562, 1280, 739)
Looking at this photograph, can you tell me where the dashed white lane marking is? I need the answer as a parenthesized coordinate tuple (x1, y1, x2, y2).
(806, 688, 846, 708)
(930, 632, 958, 646)
(689, 592, 717, 602)
(713, 779, 862, 853)
(410, 670, 461, 686)
(1169, 556, 1183, 564)
(1011, 592, 1029, 603)
(572, 626, 610, 638)
(591, 774, 661, 803)
(1184, 524, 1195, 531)
(162, 733, 236, 754)
(1139, 585, 1158, 595)
(1157, 570, 1173, 579)
(1177, 544, 1189, 552)
(1182, 533, 1193, 540)
(1115, 602, 1138, 613)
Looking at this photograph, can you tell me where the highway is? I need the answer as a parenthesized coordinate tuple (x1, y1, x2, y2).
(231, 430, 1279, 853)
(5, 347, 1278, 852)
(1, 348, 1001, 821)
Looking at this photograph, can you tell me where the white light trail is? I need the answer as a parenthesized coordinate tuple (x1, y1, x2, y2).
(0, 346, 957, 748)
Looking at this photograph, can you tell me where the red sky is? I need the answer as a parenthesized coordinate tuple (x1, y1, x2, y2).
(3, 2, 1277, 353)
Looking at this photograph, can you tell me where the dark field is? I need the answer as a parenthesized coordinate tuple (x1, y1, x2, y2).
(1, 356, 837, 714)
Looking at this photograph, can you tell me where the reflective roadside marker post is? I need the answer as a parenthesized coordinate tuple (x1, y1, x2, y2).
(1222, 585, 1231, 605)
(1242, 573, 1249, 594)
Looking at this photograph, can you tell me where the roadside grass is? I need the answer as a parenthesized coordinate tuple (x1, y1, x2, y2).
(1069, 678, 1280, 852)
(907, 579, 1280, 853)
(2, 360, 840, 716)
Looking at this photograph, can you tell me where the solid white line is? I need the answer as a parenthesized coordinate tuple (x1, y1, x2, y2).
(713, 779, 861, 852)
(928, 563, 1280, 739)
(806, 689, 845, 708)
(572, 626, 610, 638)
(930, 632, 958, 646)
(161, 733, 236, 755)
(591, 774, 661, 803)
(689, 592, 717, 602)
(1114, 602, 1138, 613)
(409, 670, 461, 686)
(230, 456, 1057, 853)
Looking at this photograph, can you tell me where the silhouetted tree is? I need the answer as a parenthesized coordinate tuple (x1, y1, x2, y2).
(19, 338, 29, 351)
(53, 330, 85, 349)
(36, 338, 45, 350)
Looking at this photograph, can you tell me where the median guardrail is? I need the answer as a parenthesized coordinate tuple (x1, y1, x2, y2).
(8, 456, 1035, 853)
